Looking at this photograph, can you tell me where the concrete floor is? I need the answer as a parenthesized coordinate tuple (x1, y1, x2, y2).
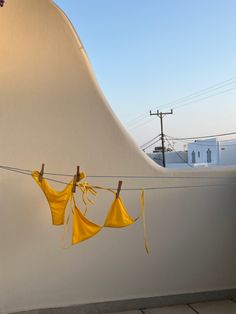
(111, 299, 236, 314)
(16, 292, 236, 314)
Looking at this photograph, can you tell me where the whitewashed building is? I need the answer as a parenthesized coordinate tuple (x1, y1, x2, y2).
(148, 151, 189, 168)
(219, 139, 236, 165)
(188, 138, 219, 165)
(188, 138, 236, 166)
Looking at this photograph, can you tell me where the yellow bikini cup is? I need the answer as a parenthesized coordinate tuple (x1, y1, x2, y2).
(104, 196, 136, 227)
(104, 190, 149, 254)
(71, 195, 102, 245)
(32, 171, 73, 225)
(104, 193, 148, 253)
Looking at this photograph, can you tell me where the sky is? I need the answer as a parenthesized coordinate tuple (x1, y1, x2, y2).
(54, 0, 236, 152)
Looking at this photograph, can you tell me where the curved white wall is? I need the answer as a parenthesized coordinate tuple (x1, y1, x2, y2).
(0, 1, 235, 313)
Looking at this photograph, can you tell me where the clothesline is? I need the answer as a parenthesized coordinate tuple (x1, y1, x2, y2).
(0, 165, 235, 191)
(0, 164, 236, 180)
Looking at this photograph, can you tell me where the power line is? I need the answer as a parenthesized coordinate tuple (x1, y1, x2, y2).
(129, 82, 236, 131)
(159, 78, 236, 111)
(166, 137, 236, 147)
(167, 131, 236, 140)
(171, 85, 236, 110)
(128, 116, 156, 131)
(140, 134, 160, 149)
(128, 83, 236, 131)
(141, 138, 161, 151)
(126, 113, 150, 128)
(125, 75, 236, 128)
(164, 137, 193, 168)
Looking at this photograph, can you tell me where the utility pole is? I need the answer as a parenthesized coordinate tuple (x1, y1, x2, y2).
(149, 109, 173, 167)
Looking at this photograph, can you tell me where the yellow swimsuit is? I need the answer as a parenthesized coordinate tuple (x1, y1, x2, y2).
(104, 195, 137, 228)
(71, 195, 102, 245)
(71, 193, 135, 245)
(104, 190, 148, 253)
(32, 171, 73, 225)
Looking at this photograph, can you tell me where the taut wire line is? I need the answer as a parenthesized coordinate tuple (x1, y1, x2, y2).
(0, 165, 235, 191)
(0, 164, 236, 181)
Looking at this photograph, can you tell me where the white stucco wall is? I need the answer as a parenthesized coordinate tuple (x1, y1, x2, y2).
(0, 1, 235, 313)
(188, 139, 219, 165)
(148, 152, 188, 166)
(219, 140, 236, 165)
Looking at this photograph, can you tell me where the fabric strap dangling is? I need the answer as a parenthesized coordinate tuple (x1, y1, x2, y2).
(78, 182, 97, 215)
(141, 189, 149, 254)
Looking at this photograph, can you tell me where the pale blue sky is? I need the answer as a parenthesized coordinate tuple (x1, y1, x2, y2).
(54, 0, 236, 150)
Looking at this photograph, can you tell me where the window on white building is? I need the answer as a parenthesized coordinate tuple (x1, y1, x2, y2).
(198, 151, 200, 158)
(192, 151, 196, 163)
(207, 148, 212, 163)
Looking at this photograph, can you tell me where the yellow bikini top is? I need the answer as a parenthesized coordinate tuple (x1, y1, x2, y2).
(104, 191, 148, 253)
(71, 190, 138, 245)
(104, 195, 137, 228)
(71, 194, 102, 245)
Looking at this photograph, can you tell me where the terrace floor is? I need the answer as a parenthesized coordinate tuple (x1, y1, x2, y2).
(111, 299, 236, 314)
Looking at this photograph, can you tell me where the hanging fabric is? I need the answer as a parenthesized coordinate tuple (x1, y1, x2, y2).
(71, 194, 102, 245)
(32, 170, 86, 225)
(32, 171, 73, 225)
(104, 196, 136, 228)
(104, 181, 138, 228)
(141, 189, 149, 254)
(103, 185, 149, 253)
(78, 182, 97, 215)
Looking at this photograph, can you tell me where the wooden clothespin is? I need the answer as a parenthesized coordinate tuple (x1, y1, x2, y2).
(72, 175, 77, 193)
(76, 166, 80, 182)
(116, 180, 123, 198)
(39, 163, 45, 183)
(72, 166, 80, 193)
